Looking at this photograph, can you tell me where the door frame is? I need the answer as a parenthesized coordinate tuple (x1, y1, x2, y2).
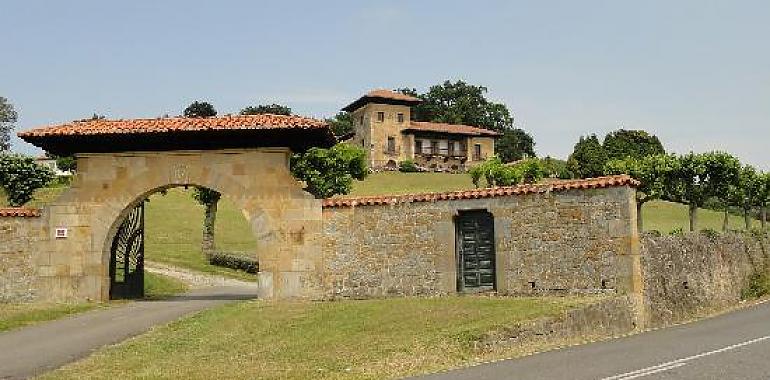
(454, 209, 496, 293)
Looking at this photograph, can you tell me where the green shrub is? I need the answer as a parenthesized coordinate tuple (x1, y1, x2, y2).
(742, 272, 770, 299)
(290, 143, 368, 198)
(0, 154, 54, 206)
(207, 252, 259, 274)
(700, 228, 720, 239)
(398, 160, 419, 173)
(669, 227, 684, 236)
(513, 158, 548, 184)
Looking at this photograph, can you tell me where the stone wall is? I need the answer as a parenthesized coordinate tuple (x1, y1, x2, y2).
(0, 215, 43, 302)
(641, 232, 769, 327)
(321, 185, 641, 300)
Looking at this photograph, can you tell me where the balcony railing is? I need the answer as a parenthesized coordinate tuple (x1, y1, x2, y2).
(416, 147, 468, 157)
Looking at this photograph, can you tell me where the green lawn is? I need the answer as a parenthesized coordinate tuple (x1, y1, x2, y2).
(349, 171, 475, 196)
(642, 200, 753, 233)
(44, 296, 598, 380)
(144, 272, 189, 299)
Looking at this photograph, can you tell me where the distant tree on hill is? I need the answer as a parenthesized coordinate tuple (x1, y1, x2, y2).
(184, 101, 217, 118)
(603, 129, 665, 160)
(727, 165, 762, 230)
(702, 152, 741, 231)
(240, 104, 292, 116)
(568, 134, 608, 178)
(0, 97, 18, 152)
(325, 111, 354, 137)
(397, 81, 535, 163)
(496, 129, 536, 163)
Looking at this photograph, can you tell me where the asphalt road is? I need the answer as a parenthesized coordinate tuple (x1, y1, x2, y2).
(0, 286, 257, 380)
(414, 300, 770, 380)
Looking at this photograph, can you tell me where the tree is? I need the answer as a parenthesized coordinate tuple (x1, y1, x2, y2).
(192, 187, 221, 255)
(290, 144, 368, 199)
(727, 165, 762, 230)
(0, 97, 18, 152)
(568, 134, 608, 178)
(325, 111, 354, 137)
(605, 154, 677, 231)
(756, 172, 770, 231)
(702, 152, 741, 231)
(240, 104, 292, 116)
(603, 129, 665, 160)
(0, 154, 54, 206)
(496, 128, 536, 163)
(184, 101, 217, 118)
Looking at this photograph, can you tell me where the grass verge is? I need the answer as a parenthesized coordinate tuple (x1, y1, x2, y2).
(43, 296, 597, 380)
(0, 303, 102, 333)
(144, 272, 189, 300)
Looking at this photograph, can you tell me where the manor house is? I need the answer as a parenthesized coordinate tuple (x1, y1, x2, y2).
(342, 90, 499, 171)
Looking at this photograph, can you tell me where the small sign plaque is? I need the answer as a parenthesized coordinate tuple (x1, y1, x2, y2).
(55, 228, 68, 239)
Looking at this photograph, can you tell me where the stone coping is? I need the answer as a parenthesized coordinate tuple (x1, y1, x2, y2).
(0, 208, 42, 218)
(322, 175, 638, 208)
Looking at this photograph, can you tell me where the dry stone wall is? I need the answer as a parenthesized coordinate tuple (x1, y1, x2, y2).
(641, 232, 769, 327)
(0, 216, 43, 302)
(321, 186, 641, 299)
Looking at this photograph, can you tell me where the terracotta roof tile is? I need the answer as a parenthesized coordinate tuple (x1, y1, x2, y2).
(18, 114, 329, 138)
(404, 121, 501, 137)
(0, 208, 42, 217)
(364, 89, 421, 103)
(322, 175, 639, 208)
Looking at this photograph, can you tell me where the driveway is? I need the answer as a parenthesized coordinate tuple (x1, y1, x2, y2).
(0, 286, 257, 380)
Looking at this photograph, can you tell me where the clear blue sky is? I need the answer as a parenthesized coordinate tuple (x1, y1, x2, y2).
(2, 1, 768, 169)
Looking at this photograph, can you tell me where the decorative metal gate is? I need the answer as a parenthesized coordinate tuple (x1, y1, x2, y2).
(109, 203, 145, 299)
(456, 210, 496, 292)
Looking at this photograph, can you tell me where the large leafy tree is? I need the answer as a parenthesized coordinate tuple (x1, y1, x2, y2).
(567, 134, 608, 178)
(603, 129, 665, 160)
(0, 154, 54, 206)
(184, 101, 217, 118)
(604, 154, 677, 231)
(496, 128, 536, 162)
(398, 81, 534, 162)
(240, 104, 292, 116)
(0, 97, 18, 152)
(291, 144, 368, 199)
(325, 111, 354, 138)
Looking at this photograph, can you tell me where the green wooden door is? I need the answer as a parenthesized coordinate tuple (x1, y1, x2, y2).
(456, 210, 496, 292)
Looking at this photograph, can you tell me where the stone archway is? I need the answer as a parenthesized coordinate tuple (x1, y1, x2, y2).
(18, 115, 336, 303)
(36, 148, 323, 302)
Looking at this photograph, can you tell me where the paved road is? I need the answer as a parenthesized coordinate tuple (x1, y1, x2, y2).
(0, 286, 257, 380)
(415, 300, 770, 380)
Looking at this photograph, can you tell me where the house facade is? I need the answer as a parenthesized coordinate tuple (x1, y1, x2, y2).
(342, 90, 499, 171)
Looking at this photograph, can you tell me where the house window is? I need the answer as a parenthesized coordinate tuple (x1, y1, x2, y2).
(397, 113, 404, 123)
(359, 115, 364, 125)
(431, 141, 440, 155)
(361, 139, 366, 148)
(387, 137, 396, 154)
(376, 112, 385, 122)
(448, 141, 455, 156)
(415, 140, 422, 154)
(474, 144, 482, 160)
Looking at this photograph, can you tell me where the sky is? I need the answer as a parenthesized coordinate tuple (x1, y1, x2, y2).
(2, 0, 768, 169)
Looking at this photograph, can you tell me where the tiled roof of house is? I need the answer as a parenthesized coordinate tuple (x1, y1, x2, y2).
(322, 175, 638, 208)
(404, 121, 501, 137)
(18, 114, 337, 156)
(18, 114, 329, 138)
(342, 89, 422, 112)
(0, 208, 42, 217)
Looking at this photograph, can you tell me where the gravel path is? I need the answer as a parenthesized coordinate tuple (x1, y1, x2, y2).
(145, 260, 259, 288)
